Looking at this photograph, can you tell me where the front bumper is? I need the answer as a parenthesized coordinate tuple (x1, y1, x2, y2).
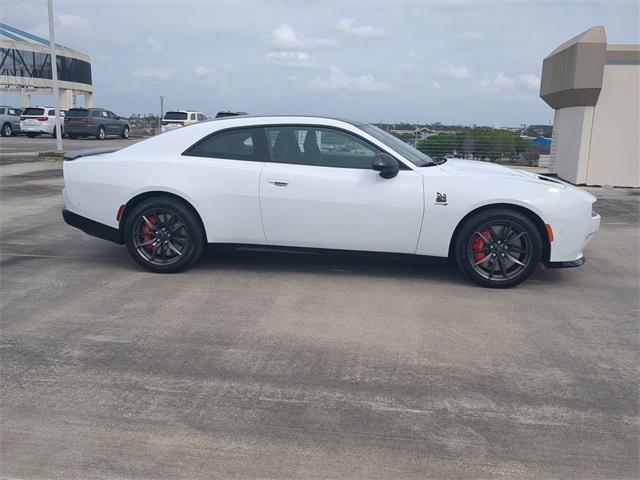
(62, 209, 123, 244)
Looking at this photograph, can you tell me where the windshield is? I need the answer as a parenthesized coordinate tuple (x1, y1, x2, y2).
(22, 108, 45, 116)
(359, 124, 433, 166)
(66, 109, 89, 118)
(164, 111, 188, 120)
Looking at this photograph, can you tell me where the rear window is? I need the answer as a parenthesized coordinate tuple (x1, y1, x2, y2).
(66, 109, 89, 118)
(23, 108, 45, 116)
(164, 111, 188, 120)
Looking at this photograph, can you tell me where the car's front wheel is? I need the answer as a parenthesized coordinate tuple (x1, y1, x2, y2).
(124, 197, 205, 273)
(121, 126, 130, 139)
(454, 208, 542, 288)
(96, 126, 106, 140)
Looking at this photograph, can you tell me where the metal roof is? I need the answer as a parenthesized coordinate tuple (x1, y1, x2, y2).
(0, 22, 67, 49)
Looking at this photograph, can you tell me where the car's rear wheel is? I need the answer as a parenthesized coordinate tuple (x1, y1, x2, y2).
(1, 123, 11, 137)
(121, 126, 130, 139)
(124, 197, 205, 273)
(96, 126, 106, 140)
(454, 208, 542, 288)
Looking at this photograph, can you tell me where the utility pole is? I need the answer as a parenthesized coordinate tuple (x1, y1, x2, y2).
(159, 96, 164, 134)
(47, 0, 62, 150)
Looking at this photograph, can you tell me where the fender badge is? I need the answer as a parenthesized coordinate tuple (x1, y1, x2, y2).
(435, 192, 447, 205)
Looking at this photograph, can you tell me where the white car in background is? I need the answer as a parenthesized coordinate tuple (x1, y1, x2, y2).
(160, 110, 207, 133)
(62, 115, 600, 287)
(20, 107, 66, 138)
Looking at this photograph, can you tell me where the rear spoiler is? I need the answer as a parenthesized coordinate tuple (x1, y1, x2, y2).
(63, 147, 121, 161)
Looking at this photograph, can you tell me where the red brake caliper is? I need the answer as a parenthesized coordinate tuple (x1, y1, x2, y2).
(473, 228, 491, 264)
(141, 215, 157, 253)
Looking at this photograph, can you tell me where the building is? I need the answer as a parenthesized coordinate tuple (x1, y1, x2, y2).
(540, 26, 639, 187)
(0, 22, 93, 109)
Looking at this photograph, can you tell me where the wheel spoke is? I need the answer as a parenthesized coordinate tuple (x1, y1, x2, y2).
(166, 241, 183, 256)
(135, 238, 155, 248)
(506, 253, 526, 267)
(142, 215, 157, 230)
(474, 255, 491, 266)
(506, 232, 525, 245)
(487, 224, 499, 241)
(501, 223, 512, 241)
(489, 260, 496, 279)
(475, 231, 491, 243)
(498, 255, 508, 278)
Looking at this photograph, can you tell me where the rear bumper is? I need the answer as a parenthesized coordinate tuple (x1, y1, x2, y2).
(65, 125, 99, 135)
(62, 209, 123, 244)
(21, 124, 53, 134)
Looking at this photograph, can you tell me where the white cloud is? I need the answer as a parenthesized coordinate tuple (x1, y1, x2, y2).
(194, 66, 213, 77)
(132, 67, 174, 81)
(310, 66, 390, 94)
(57, 13, 91, 31)
(336, 18, 385, 39)
(517, 73, 541, 90)
(494, 72, 515, 88)
(433, 81, 444, 90)
(477, 72, 540, 94)
(437, 63, 473, 80)
(270, 23, 337, 50)
(146, 37, 162, 52)
(393, 63, 418, 74)
(263, 51, 317, 69)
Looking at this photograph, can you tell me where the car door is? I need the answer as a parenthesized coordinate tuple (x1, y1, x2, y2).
(259, 125, 424, 254)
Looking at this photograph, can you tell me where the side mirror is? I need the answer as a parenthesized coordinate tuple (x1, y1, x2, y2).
(372, 153, 400, 179)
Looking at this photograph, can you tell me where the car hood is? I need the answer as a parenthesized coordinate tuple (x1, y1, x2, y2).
(434, 159, 536, 179)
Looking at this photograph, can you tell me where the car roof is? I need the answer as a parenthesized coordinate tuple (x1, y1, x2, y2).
(203, 114, 365, 127)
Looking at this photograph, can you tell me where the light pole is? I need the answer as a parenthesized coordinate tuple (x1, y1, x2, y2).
(47, 0, 62, 151)
(159, 96, 164, 134)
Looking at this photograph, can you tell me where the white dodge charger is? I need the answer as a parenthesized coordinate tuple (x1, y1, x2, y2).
(62, 115, 600, 287)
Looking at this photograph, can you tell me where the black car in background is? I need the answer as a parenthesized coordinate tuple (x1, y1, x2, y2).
(64, 108, 130, 140)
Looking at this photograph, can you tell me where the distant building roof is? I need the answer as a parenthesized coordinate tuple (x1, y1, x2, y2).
(0, 22, 67, 49)
(533, 135, 552, 147)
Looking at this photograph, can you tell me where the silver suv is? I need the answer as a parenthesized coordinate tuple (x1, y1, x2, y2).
(161, 110, 207, 133)
(0, 106, 22, 137)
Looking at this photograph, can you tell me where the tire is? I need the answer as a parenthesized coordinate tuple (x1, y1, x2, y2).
(1, 123, 11, 137)
(124, 197, 205, 273)
(51, 127, 64, 138)
(96, 126, 106, 140)
(454, 208, 542, 288)
(121, 126, 130, 139)
(68, 134, 79, 139)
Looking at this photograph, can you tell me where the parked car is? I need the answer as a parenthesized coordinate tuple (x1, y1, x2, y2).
(0, 106, 22, 136)
(20, 107, 66, 137)
(161, 110, 207, 133)
(62, 115, 600, 287)
(215, 111, 248, 118)
(65, 108, 130, 140)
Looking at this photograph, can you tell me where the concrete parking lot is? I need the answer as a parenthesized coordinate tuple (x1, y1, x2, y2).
(1, 153, 638, 479)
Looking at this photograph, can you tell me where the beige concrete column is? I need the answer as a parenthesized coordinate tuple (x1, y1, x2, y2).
(19, 93, 32, 108)
(59, 89, 74, 109)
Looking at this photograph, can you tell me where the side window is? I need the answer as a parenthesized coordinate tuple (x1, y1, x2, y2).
(101, 111, 108, 118)
(108, 111, 117, 119)
(265, 126, 381, 169)
(48, 110, 55, 116)
(184, 127, 265, 161)
(0, 108, 5, 115)
(190, 113, 196, 120)
(92, 111, 100, 117)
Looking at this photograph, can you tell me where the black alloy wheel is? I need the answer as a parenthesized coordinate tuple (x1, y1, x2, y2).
(455, 209, 542, 288)
(124, 197, 205, 273)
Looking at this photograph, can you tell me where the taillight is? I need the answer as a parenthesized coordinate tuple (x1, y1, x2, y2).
(36, 117, 48, 121)
(20, 116, 26, 121)
(81, 118, 94, 124)
(161, 121, 168, 126)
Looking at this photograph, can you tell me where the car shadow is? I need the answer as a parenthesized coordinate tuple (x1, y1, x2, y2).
(196, 245, 468, 284)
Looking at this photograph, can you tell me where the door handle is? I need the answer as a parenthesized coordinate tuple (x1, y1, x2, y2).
(268, 180, 289, 187)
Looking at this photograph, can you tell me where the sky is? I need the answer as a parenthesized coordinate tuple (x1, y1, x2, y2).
(1, 0, 638, 126)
